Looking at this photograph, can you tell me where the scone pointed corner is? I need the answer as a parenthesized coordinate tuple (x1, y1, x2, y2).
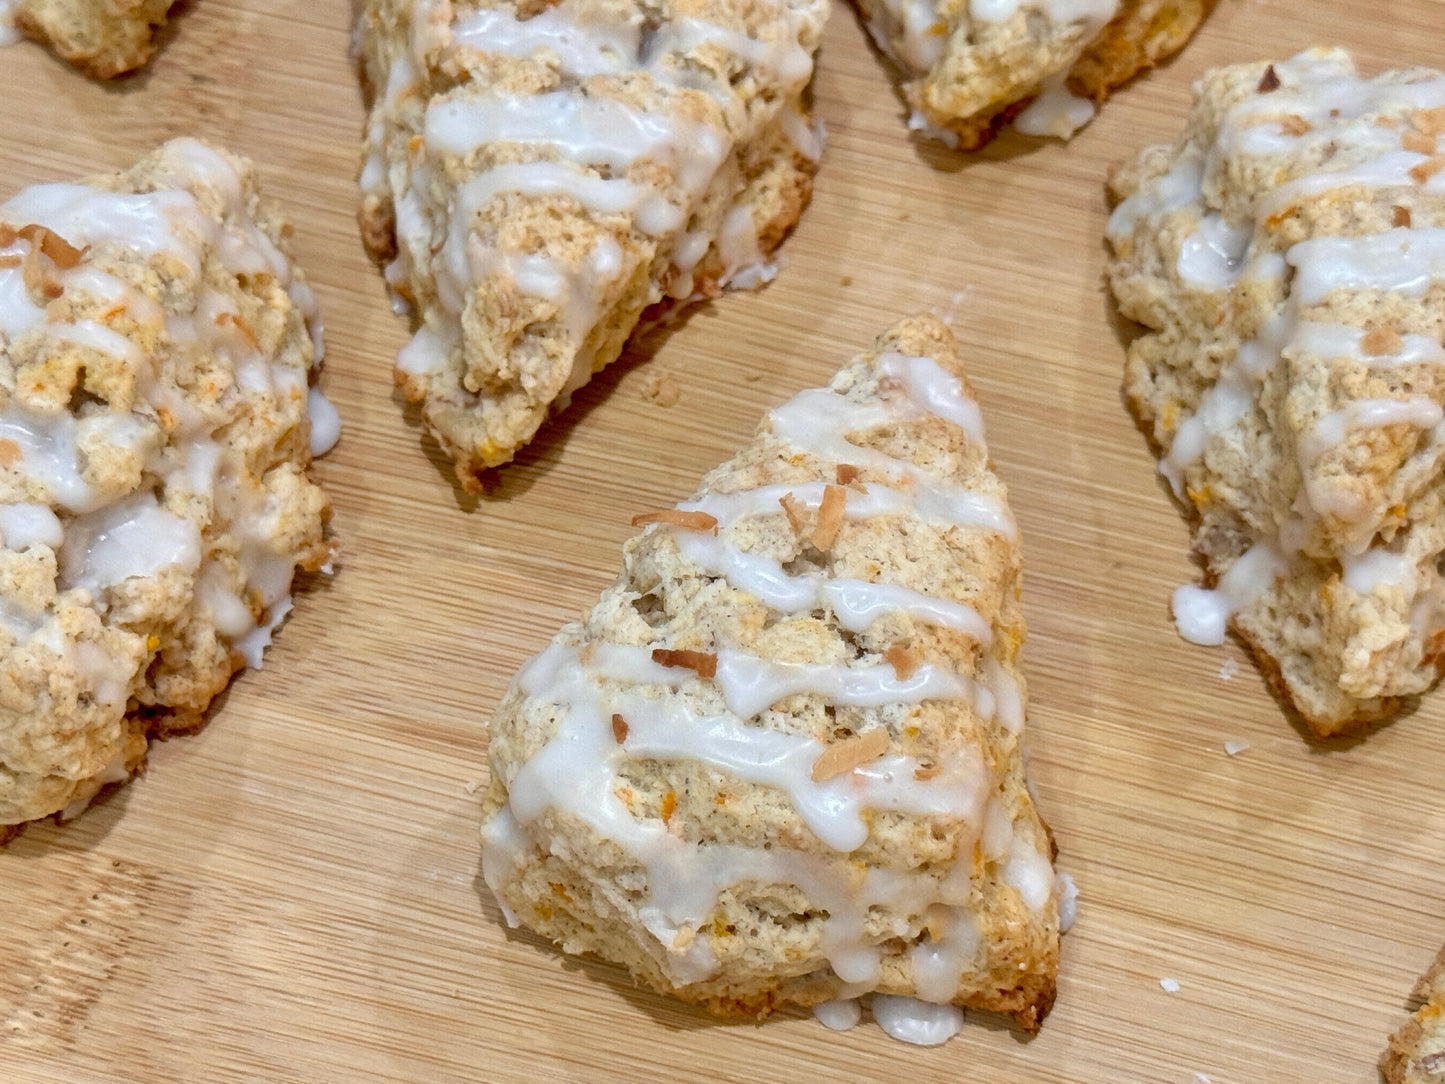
(479, 314, 1064, 1044)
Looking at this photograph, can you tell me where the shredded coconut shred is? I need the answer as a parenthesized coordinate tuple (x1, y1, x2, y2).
(481, 342, 1065, 1043)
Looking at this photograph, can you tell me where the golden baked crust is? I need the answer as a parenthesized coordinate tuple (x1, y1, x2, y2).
(481, 315, 1060, 1035)
(1383, 947, 1445, 1084)
(854, 0, 1214, 148)
(0, 138, 335, 834)
(11, 0, 178, 78)
(1106, 48, 1445, 736)
(356, 0, 825, 486)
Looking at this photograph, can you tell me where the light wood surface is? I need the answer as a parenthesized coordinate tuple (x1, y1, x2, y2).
(3, 2, 1445, 1080)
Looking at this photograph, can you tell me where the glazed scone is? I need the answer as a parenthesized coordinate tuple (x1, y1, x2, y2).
(0, 138, 338, 833)
(856, 0, 1214, 148)
(357, 0, 826, 486)
(481, 315, 1062, 1039)
(1106, 48, 1445, 735)
(2, 0, 178, 78)
(1383, 946, 1445, 1084)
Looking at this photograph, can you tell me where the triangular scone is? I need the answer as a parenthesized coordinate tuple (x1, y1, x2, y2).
(481, 315, 1061, 1036)
(854, 0, 1213, 148)
(1106, 48, 1445, 735)
(1384, 946, 1445, 1084)
(6, 0, 178, 78)
(0, 139, 336, 836)
(357, 0, 826, 486)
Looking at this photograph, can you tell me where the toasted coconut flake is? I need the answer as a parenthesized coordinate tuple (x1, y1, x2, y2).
(1361, 326, 1404, 355)
(778, 492, 806, 535)
(0, 224, 16, 247)
(660, 790, 677, 824)
(652, 647, 717, 679)
(913, 761, 943, 781)
(1394, 204, 1414, 228)
(630, 509, 718, 534)
(1279, 114, 1310, 137)
(17, 224, 83, 270)
(1256, 64, 1280, 93)
(0, 439, 21, 466)
(810, 484, 846, 551)
(1404, 130, 1439, 155)
(836, 464, 861, 485)
(611, 713, 629, 744)
(1409, 155, 1445, 184)
(1412, 106, 1445, 136)
(884, 644, 921, 679)
(811, 727, 890, 782)
(0, 254, 19, 269)
(1376, 115, 1400, 128)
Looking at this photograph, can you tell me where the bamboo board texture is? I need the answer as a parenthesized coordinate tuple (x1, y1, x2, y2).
(2, 1, 1445, 1081)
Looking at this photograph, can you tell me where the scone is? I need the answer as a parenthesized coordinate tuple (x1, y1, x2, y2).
(1106, 48, 1445, 736)
(855, 0, 1214, 148)
(357, 0, 826, 486)
(1384, 946, 1445, 1084)
(4, 0, 179, 78)
(0, 138, 338, 837)
(481, 315, 1062, 1039)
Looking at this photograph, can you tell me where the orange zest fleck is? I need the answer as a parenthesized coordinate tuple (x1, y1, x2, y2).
(1409, 155, 1445, 184)
(611, 713, 629, 744)
(660, 790, 677, 824)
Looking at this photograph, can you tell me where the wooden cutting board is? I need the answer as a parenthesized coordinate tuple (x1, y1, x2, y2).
(3, 2, 1445, 1080)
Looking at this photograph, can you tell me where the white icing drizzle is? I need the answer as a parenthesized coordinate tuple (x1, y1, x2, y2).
(812, 998, 862, 1030)
(1172, 543, 1286, 646)
(871, 994, 965, 1045)
(484, 344, 1057, 1038)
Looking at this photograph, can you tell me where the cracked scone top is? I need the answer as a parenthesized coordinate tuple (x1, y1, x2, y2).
(357, 0, 826, 485)
(1107, 48, 1445, 734)
(0, 0, 179, 78)
(481, 315, 1061, 1039)
(854, 0, 1213, 148)
(0, 138, 337, 833)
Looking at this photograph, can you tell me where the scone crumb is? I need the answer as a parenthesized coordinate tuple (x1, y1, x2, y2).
(884, 644, 921, 679)
(1257, 65, 1281, 93)
(651, 648, 718, 680)
(1361, 326, 1404, 355)
(1394, 204, 1414, 227)
(0, 439, 20, 466)
(811, 727, 889, 782)
(631, 510, 719, 535)
(810, 484, 846, 551)
(611, 713, 629, 744)
(645, 373, 682, 407)
(1408, 155, 1445, 184)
